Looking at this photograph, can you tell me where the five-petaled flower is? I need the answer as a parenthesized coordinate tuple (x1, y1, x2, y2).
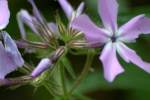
(0, 0, 24, 79)
(72, 0, 150, 82)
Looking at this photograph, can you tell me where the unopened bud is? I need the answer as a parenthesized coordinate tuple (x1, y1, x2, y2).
(31, 58, 52, 78)
(69, 40, 89, 48)
(50, 46, 65, 62)
(15, 40, 29, 48)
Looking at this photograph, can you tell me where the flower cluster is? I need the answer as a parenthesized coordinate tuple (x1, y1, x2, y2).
(0, 0, 150, 95)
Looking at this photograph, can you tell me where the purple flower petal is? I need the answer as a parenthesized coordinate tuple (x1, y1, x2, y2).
(100, 42, 124, 82)
(76, 2, 85, 17)
(118, 15, 150, 42)
(0, 0, 10, 30)
(58, 0, 73, 20)
(0, 32, 24, 79)
(71, 14, 109, 47)
(2, 32, 24, 67)
(17, 10, 38, 39)
(98, 0, 118, 32)
(0, 42, 17, 79)
(31, 58, 52, 78)
(28, 0, 44, 23)
(116, 42, 150, 73)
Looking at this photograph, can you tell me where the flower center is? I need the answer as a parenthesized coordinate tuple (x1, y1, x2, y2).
(111, 35, 117, 43)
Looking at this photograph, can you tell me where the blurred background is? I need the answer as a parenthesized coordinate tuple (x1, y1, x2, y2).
(1, 0, 150, 100)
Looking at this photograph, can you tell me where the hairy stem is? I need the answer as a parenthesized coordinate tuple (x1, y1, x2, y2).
(69, 51, 94, 95)
(60, 64, 69, 99)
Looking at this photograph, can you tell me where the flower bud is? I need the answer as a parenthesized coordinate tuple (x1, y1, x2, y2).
(31, 58, 52, 78)
(69, 40, 89, 48)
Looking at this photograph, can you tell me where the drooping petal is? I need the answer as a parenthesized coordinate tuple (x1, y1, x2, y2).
(116, 42, 150, 73)
(58, 0, 74, 20)
(0, 32, 24, 79)
(31, 58, 52, 78)
(98, 0, 118, 32)
(0, 42, 16, 79)
(2, 32, 24, 67)
(17, 10, 38, 39)
(28, 0, 53, 39)
(0, 0, 10, 30)
(118, 15, 150, 42)
(71, 14, 109, 47)
(100, 42, 124, 82)
(76, 2, 85, 17)
(28, 0, 44, 23)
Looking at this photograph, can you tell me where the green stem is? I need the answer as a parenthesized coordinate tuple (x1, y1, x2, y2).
(60, 64, 68, 100)
(69, 51, 94, 95)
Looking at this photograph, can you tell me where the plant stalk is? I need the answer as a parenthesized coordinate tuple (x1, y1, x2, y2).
(69, 51, 94, 95)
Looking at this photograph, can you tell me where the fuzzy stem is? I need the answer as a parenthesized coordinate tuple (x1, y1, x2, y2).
(0, 76, 32, 86)
(69, 51, 94, 95)
(60, 64, 69, 100)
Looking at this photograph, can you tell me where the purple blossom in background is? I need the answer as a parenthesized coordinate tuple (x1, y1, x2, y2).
(0, 0, 10, 30)
(17, 10, 38, 39)
(0, 32, 24, 79)
(0, 0, 24, 79)
(58, 0, 84, 22)
(17, 0, 58, 40)
(72, 0, 150, 82)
